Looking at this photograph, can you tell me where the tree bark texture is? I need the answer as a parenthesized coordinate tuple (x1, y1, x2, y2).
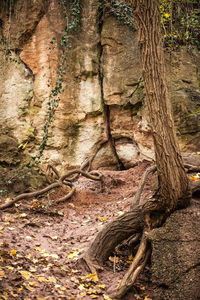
(130, 0, 191, 212)
(85, 206, 143, 264)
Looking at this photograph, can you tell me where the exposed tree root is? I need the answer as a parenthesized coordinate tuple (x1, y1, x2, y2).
(131, 165, 157, 208)
(114, 232, 150, 299)
(0, 168, 102, 210)
(80, 253, 104, 274)
(81, 155, 200, 299)
(82, 206, 143, 266)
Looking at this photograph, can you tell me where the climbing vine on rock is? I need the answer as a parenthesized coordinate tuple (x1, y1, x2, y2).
(32, 0, 81, 164)
(98, 0, 135, 30)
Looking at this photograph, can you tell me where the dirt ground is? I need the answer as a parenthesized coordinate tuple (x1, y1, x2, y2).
(0, 162, 160, 300)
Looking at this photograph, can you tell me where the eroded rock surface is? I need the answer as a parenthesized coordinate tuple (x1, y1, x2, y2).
(148, 204, 200, 300)
(0, 0, 199, 171)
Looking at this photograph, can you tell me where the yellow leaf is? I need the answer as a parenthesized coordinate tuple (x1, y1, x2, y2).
(37, 276, 47, 282)
(164, 13, 170, 18)
(59, 286, 67, 291)
(67, 251, 79, 260)
(103, 295, 113, 300)
(28, 281, 37, 287)
(109, 256, 119, 263)
(0, 226, 4, 230)
(88, 272, 99, 282)
(51, 235, 58, 240)
(102, 217, 107, 222)
(0, 293, 8, 300)
(97, 284, 105, 289)
(34, 247, 46, 253)
(90, 295, 99, 299)
(0, 269, 5, 279)
(48, 276, 57, 284)
(189, 176, 198, 181)
(11, 250, 17, 256)
(144, 296, 152, 300)
(19, 270, 32, 280)
(6, 266, 14, 270)
(10, 291, 18, 297)
(78, 284, 85, 291)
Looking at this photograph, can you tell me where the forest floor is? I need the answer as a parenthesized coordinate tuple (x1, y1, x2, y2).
(0, 162, 162, 300)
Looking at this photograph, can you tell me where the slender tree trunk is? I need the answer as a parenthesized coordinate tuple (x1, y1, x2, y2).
(83, 0, 192, 270)
(130, 0, 191, 213)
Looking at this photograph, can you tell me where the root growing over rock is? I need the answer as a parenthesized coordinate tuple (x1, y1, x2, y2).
(0, 166, 102, 210)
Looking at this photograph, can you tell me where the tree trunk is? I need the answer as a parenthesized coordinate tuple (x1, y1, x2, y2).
(83, 0, 192, 273)
(130, 0, 191, 213)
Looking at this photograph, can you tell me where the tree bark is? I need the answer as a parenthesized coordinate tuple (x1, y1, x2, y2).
(85, 206, 143, 265)
(83, 0, 193, 268)
(130, 0, 191, 213)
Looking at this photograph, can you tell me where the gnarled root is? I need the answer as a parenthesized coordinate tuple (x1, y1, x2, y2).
(113, 232, 150, 299)
(0, 167, 102, 210)
(80, 253, 104, 274)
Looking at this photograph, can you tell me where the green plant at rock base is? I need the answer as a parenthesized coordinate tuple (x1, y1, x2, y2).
(32, 0, 81, 165)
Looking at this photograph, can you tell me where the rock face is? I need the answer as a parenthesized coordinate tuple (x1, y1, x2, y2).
(0, 0, 199, 172)
(148, 204, 200, 300)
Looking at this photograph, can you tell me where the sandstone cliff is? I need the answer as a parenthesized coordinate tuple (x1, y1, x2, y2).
(0, 0, 199, 173)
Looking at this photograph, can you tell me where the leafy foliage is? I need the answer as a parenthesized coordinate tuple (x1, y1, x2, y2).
(98, 0, 135, 30)
(160, 0, 200, 50)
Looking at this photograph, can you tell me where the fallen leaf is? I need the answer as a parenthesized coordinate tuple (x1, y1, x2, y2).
(103, 295, 113, 300)
(48, 276, 57, 284)
(109, 256, 119, 263)
(8, 227, 15, 231)
(67, 251, 80, 260)
(37, 276, 47, 282)
(58, 211, 64, 216)
(88, 272, 99, 282)
(50, 253, 59, 259)
(28, 281, 37, 287)
(78, 284, 86, 291)
(115, 211, 124, 217)
(6, 266, 14, 270)
(0, 269, 5, 279)
(20, 213, 27, 218)
(19, 270, 32, 280)
(10, 250, 17, 256)
(97, 284, 105, 289)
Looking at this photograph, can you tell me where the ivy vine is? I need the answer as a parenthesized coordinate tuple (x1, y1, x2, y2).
(98, 0, 135, 30)
(32, 0, 81, 165)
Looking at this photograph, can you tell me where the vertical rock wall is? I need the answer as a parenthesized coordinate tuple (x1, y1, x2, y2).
(0, 0, 199, 171)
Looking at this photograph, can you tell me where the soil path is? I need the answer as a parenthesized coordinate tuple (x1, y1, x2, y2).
(0, 163, 158, 300)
